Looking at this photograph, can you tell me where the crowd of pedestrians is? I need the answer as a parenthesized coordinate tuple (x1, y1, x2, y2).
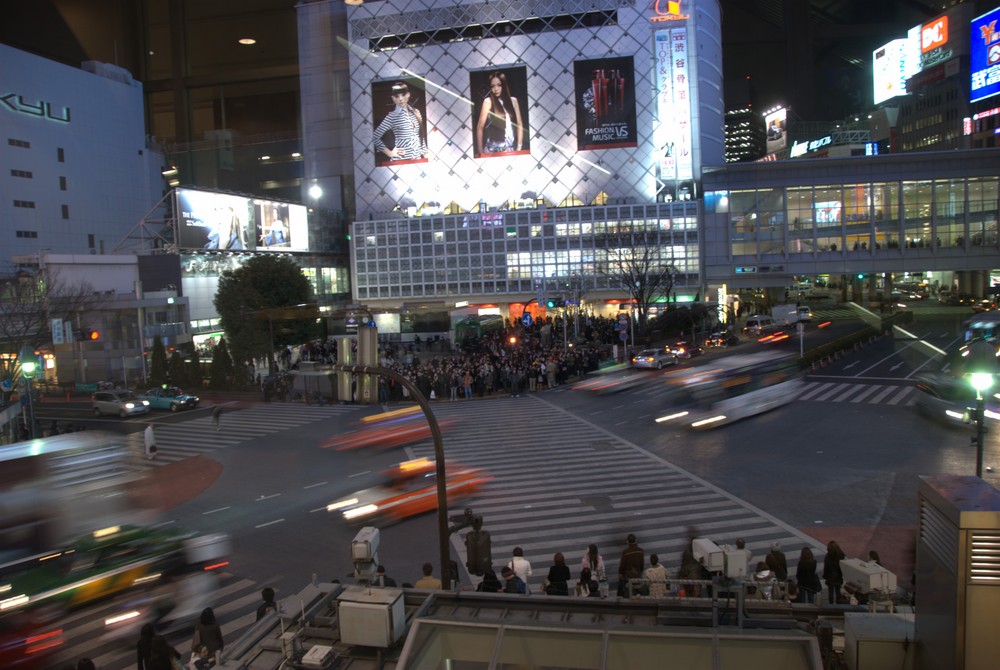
(401, 532, 883, 607)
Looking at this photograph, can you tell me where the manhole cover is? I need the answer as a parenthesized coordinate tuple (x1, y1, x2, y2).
(580, 495, 613, 510)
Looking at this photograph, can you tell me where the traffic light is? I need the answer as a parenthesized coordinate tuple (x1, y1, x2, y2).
(545, 297, 566, 308)
(79, 328, 100, 341)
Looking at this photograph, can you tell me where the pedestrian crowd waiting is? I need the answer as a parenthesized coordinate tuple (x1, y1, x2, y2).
(264, 314, 625, 404)
(405, 533, 884, 607)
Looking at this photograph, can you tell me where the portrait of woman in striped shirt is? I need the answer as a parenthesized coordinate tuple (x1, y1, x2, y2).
(373, 82, 428, 166)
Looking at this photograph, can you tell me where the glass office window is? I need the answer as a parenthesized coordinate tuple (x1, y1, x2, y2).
(814, 186, 843, 253)
(872, 182, 899, 249)
(756, 188, 784, 255)
(842, 184, 872, 252)
(902, 180, 932, 249)
(729, 190, 757, 256)
(969, 177, 999, 246)
(787, 187, 814, 256)
(934, 179, 965, 248)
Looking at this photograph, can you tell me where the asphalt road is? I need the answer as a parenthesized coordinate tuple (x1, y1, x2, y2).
(41, 301, 999, 669)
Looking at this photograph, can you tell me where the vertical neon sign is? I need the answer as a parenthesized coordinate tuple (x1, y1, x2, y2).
(654, 27, 692, 189)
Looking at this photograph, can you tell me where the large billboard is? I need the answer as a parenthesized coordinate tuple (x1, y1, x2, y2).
(175, 188, 308, 252)
(470, 66, 530, 158)
(873, 39, 915, 105)
(654, 28, 693, 187)
(371, 77, 429, 167)
(573, 56, 638, 151)
(971, 7, 1000, 103)
(764, 107, 787, 154)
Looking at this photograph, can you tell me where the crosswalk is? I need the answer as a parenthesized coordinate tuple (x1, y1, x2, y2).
(796, 380, 915, 406)
(51, 571, 264, 670)
(404, 397, 827, 596)
(125, 403, 364, 467)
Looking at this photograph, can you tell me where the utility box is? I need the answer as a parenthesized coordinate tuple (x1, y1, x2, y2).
(337, 586, 405, 648)
(915, 475, 1000, 670)
(844, 612, 915, 670)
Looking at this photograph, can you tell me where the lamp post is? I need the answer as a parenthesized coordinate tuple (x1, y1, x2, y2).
(970, 372, 993, 477)
(19, 345, 37, 440)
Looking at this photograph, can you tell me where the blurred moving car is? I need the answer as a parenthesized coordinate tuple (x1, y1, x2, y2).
(0, 525, 229, 620)
(914, 372, 1000, 428)
(670, 341, 704, 359)
(796, 306, 813, 322)
(326, 458, 491, 525)
(971, 298, 996, 313)
(91, 390, 150, 418)
(321, 407, 456, 451)
(137, 386, 200, 412)
(0, 616, 63, 669)
(631, 348, 678, 369)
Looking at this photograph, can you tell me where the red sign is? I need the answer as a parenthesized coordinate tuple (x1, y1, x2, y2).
(921, 16, 948, 53)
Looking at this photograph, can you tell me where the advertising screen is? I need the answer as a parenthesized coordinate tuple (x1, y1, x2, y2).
(470, 66, 531, 158)
(971, 7, 1000, 103)
(176, 188, 309, 252)
(764, 107, 787, 154)
(176, 189, 253, 251)
(873, 39, 911, 105)
(573, 56, 638, 151)
(814, 201, 842, 226)
(253, 199, 309, 252)
(371, 77, 429, 167)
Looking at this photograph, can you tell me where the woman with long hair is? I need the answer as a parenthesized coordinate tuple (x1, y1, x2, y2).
(823, 540, 846, 605)
(545, 552, 571, 596)
(475, 71, 524, 155)
(796, 547, 822, 604)
(581, 543, 607, 597)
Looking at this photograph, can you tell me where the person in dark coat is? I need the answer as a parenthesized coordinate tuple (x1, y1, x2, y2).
(823, 540, 846, 605)
(147, 635, 181, 670)
(617, 534, 644, 596)
(136, 622, 156, 670)
(765, 542, 789, 581)
(255, 587, 278, 621)
(476, 568, 502, 593)
(795, 547, 822, 604)
(374, 565, 397, 587)
(193, 607, 224, 660)
(545, 552, 571, 596)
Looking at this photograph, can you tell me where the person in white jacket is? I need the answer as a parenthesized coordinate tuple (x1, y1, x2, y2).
(144, 424, 157, 460)
(507, 546, 533, 594)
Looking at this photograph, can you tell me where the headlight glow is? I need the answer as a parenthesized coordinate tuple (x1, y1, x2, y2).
(327, 498, 359, 511)
(343, 504, 378, 520)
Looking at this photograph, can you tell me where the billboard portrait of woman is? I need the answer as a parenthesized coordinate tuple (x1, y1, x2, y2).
(470, 66, 530, 158)
(371, 78, 429, 167)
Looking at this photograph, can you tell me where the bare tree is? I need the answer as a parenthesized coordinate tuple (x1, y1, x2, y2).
(602, 229, 680, 335)
(0, 269, 103, 382)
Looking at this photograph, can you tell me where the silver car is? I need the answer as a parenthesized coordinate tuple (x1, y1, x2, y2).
(92, 390, 150, 417)
(631, 348, 678, 370)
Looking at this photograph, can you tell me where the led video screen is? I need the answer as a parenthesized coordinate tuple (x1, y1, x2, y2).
(176, 188, 309, 252)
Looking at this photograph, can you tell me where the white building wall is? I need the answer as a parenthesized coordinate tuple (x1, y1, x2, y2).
(0, 44, 165, 264)
(297, 0, 724, 219)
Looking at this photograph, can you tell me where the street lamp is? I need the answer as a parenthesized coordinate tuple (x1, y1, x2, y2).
(970, 372, 994, 477)
(19, 345, 37, 440)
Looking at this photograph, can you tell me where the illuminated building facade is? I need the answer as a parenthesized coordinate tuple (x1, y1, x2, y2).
(724, 107, 765, 163)
(299, 0, 725, 309)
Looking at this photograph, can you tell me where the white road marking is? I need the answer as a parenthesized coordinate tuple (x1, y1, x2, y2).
(303, 481, 328, 489)
(255, 519, 285, 528)
(202, 507, 230, 515)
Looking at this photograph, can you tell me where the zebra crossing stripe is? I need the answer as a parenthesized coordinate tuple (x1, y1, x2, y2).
(869, 386, 898, 403)
(849, 385, 882, 403)
(813, 383, 851, 401)
(797, 382, 827, 400)
(886, 386, 913, 405)
(832, 385, 861, 402)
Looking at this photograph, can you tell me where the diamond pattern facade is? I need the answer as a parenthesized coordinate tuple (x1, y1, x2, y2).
(298, 0, 724, 305)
